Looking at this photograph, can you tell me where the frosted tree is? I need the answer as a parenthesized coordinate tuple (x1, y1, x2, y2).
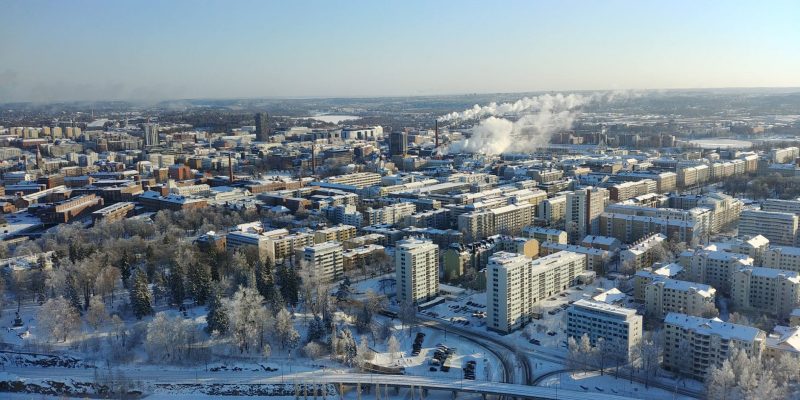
(227, 286, 270, 353)
(205, 284, 228, 335)
(38, 296, 81, 342)
(275, 307, 299, 349)
(130, 270, 153, 319)
(387, 334, 400, 361)
(86, 295, 107, 330)
(706, 359, 736, 400)
(357, 336, 373, 366)
(303, 341, 323, 359)
(145, 312, 197, 363)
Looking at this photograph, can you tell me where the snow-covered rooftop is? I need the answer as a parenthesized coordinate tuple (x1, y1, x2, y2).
(665, 313, 764, 342)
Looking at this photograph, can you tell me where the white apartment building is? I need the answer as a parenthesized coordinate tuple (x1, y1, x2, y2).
(663, 313, 766, 380)
(539, 242, 609, 274)
(487, 251, 586, 333)
(303, 242, 344, 283)
(696, 193, 743, 234)
(727, 235, 769, 266)
(763, 198, 800, 215)
(395, 238, 439, 306)
(566, 299, 643, 361)
(620, 233, 667, 271)
(731, 267, 800, 319)
(738, 209, 798, 246)
(537, 194, 566, 226)
(458, 203, 533, 241)
(645, 278, 716, 319)
(763, 245, 800, 272)
(679, 248, 754, 294)
(565, 187, 608, 242)
(633, 263, 686, 301)
(365, 202, 416, 226)
(322, 172, 382, 188)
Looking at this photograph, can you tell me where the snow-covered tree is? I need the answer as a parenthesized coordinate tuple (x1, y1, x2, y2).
(387, 334, 400, 361)
(38, 296, 80, 342)
(130, 270, 153, 319)
(306, 315, 326, 343)
(205, 285, 228, 335)
(86, 295, 107, 330)
(226, 286, 270, 353)
(187, 263, 212, 305)
(145, 312, 197, 363)
(275, 307, 299, 349)
(357, 336, 373, 366)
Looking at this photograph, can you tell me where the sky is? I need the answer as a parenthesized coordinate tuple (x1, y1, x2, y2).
(1, 0, 799, 102)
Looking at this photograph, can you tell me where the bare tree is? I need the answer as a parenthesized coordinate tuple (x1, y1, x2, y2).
(86, 295, 107, 330)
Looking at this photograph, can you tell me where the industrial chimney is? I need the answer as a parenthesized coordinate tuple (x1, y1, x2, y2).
(228, 153, 234, 183)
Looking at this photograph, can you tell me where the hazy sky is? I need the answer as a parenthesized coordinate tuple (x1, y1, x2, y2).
(1, 0, 799, 102)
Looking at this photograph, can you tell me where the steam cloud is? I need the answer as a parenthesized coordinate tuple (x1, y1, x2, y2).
(440, 92, 631, 155)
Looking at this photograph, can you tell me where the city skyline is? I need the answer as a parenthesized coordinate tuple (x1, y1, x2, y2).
(2, 0, 799, 102)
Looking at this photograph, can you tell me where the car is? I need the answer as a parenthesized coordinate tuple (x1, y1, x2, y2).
(548, 310, 557, 315)
(547, 331, 556, 336)
(559, 293, 568, 297)
(595, 387, 604, 392)
(549, 297, 556, 301)
(430, 367, 437, 372)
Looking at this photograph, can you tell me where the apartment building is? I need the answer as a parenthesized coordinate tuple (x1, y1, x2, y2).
(566, 299, 643, 361)
(619, 233, 667, 271)
(738, 210, 798, 246)
(269, 232, 314, 261)
(487, 251, 586, 333)
(762, 198, 800, 215)
(645, 278, 716, 319)
(313, 224, 357, 244)
(539, 242, 609, 274)
(731, 267, 800, 319)
(609, 179, 657, 202)
(320, 172, 382, 188)
(442, 236, 538, 282)
(663, 313, 766, 380)
(522, 226, 568, 244)
(365, 202, 416, 226)
(303, 242, 344, 283)
(458, 203, 533, 241)
(763, 245, 800, 272)
(696, 193, 743, 234)
(536, 194, 566, 226)
(727, 235, 770, 266)
(771, 147, 800, 164)
(565, 187, 608, 242)
(679, 248, 754, 294)
(395, 238, 439, 305)
(633, 263, 686, 301)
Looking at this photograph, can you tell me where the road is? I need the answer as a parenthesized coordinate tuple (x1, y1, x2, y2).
(4, 367, 637, 400)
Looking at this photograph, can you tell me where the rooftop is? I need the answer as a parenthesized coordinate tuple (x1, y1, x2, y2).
(665, 313, 764, 342)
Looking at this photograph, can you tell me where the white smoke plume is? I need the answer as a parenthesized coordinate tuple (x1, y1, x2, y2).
(441, 92, 632, 155)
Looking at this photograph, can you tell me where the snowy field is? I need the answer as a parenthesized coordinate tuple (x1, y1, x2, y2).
(539, 371, 696, 400)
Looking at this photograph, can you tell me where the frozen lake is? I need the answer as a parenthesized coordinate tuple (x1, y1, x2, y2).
(309, 115, 361, 124)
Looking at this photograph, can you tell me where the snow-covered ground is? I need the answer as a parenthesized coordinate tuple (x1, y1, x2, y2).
(367, 315, 503, 383)
(539, 371, 696, 400)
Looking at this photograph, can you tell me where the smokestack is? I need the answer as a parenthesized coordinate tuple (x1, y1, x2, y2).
(228, 153, 234, 183)
(435, 120, 439, 154)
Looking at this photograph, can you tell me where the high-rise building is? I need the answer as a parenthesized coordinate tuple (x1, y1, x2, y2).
(389, 131, 408, 157)
(143, 123, 159, 147)
(566, 299, 643, 361)
(303, 242, 344, 283)
(738, 210, 799, 246)
(395, 238, 439, 305)
(731, 267, 800, 320)
(663, 313, 765, 380)
(255, 112, 270, 142)
(487, 251, 585, 333)
(565, 187, 608, 242)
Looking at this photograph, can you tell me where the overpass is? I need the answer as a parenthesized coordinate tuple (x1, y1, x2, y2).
(264, 372, 636, 400)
